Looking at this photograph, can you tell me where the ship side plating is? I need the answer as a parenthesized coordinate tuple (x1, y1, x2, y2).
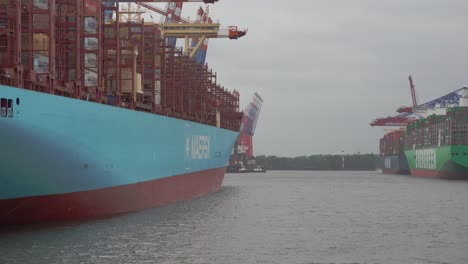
(0, 85, 238, 223)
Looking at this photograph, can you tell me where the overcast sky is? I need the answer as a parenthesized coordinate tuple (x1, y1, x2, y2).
(154, 0, 468, 157)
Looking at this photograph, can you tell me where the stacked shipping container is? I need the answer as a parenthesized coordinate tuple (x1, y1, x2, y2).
(55, 0, 102, 98)
(0, 1, 242, 131)
(380, 130, 405, 156)
(0, 0, 22, 87)
(403, 107, 468, 178)
(405, 109, 468, 149)
(379, 130, 409, 174)
(448, 107, 468, 146)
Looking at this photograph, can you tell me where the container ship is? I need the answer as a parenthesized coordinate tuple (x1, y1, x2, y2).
(372, 77, 468, 179)
(379, 130, 410, 175)
(0, 0, 247, 224)
(404, 92, 468, 179)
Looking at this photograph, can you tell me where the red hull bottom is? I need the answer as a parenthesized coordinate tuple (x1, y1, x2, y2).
(410, 169, 468, 180)
(382, 168, 409, 175)
(0, 167, 225, 225)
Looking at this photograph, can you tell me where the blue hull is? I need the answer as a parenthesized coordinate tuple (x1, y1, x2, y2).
(380, 155, 410, 175)
(0, 85, 238, 200)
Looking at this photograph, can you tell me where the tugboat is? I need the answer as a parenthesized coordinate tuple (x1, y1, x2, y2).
(253, 166, 267, 173)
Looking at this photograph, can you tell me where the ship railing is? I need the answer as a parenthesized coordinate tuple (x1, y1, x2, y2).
(0, 74, 15, 87)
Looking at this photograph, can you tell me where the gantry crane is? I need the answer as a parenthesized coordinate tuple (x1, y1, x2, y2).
(191, 6, 211, 64)
(199, 17, 213, 64)
(105, 0, 212, 22)
(229, 93, 264, 171)
(137, 3, 191, 23)
(137, 2, 206, 50)
(159, 23, 246, 58)
(162, 2, 184, 46)
(136, 2, 186, 47)
(136, 2, 245, 59)
(371, 75, 422, 126)
(397, 75, 419, 113)
(370, 115, 418, 127)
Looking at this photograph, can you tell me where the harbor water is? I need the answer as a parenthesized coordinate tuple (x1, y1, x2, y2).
(1, 171, 468, 264)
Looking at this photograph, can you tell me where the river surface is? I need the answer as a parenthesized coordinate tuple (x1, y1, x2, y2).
(1, 171, 468, 264)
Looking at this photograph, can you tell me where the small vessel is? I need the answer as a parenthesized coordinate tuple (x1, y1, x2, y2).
(253, 166, 266, 173)
(238, 167, 248, 173)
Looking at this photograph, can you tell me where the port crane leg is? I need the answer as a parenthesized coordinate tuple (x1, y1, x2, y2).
(189, 36, 206, 58)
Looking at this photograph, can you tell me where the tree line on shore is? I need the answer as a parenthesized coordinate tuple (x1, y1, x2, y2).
(255, 154, 378, 171)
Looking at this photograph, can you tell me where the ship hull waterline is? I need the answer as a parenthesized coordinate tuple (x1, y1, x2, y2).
(405, 147, 468, 180)
(380, 155, 410, 175)
(382, 168, 409, 175)
(409, 161, 468, 180)
(0, 167, 225, 225)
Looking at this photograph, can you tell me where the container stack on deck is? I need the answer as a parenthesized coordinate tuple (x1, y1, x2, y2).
(380, 130, 405, 157)
(405, 109, 468, 149)
(379, 130, 409, 174)
(55, 0, 102, 97)
(0, 0, 242, 131)
(447, 107, 468, 146)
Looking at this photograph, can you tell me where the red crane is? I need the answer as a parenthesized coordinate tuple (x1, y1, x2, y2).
(371, 75, 422, 126)
(370, 116, 416, 127)
(137, 3, 191, 23)
(229, 93, 263, 169)
(409, 75, 418, 107)
(397, 75, 419, 113)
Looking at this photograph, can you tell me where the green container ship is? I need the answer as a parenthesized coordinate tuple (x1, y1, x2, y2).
(404, 89, 468, 179)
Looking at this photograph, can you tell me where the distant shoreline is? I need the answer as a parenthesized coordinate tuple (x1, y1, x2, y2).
(255, 154, 378, 171)
(263, 169, 377, 172)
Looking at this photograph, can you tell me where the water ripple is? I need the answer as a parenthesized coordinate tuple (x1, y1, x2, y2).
(1, 172, 468, 264)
